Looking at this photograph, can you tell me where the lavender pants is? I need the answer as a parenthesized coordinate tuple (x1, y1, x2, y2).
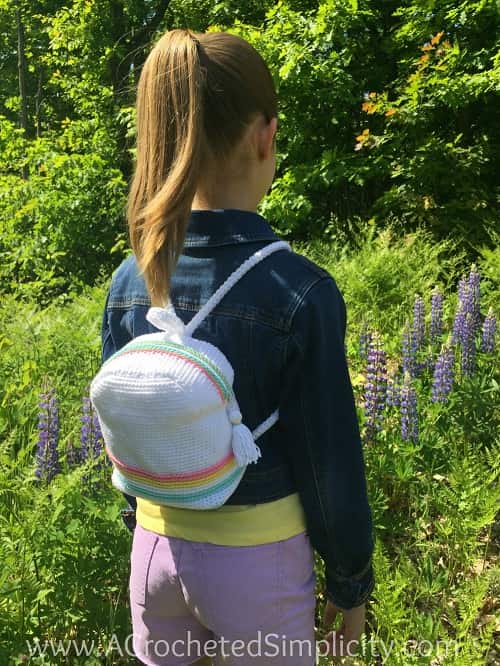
(130, 524, 317, 665)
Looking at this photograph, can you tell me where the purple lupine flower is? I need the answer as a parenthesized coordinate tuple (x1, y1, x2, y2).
(452, 273, 470, 346)
(80, 396, 92, 461)
(364, 333, 387, 441)
(452, 300, 465, 345)
(457, 277, 467, 304)
(467, 264, 481, 331)
(412, 295, 426, 350)
(460, 312, 476, 377)
(92, 408, 103, 457)
(430, 289, 444, 342)
(80, 394, 109, 484)
(35, 387, 60, 483)
(452, 266, 484, 377)
(454, 276, 469, 344)
(400, 372, 418, 443)
(81, 395, 103, 491)
(454, 266, 481, 345)
(481, 308, 496, 353)
(81, 395, 106, 462)
(386, 372, 401, 408)
(431, 341, 455, 403)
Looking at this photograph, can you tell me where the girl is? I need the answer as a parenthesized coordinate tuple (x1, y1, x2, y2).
(100, 28, 374, 665)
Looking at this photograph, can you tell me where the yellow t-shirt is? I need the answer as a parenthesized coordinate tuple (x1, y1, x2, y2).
(136, 492, 307, 546)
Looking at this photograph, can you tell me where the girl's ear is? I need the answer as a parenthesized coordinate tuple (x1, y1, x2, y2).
(257, 116, 278, 161)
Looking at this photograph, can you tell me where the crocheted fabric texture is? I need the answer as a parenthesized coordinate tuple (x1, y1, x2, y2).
(90, 241, 291, 510)
(91, 334, 251, 509)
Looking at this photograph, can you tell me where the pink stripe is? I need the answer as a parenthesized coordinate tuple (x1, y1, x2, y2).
(116, 348, 226, 401)
(106, 447, 235, 481)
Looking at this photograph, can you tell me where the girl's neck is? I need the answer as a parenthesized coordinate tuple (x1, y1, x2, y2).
(191, 191, 260, 214)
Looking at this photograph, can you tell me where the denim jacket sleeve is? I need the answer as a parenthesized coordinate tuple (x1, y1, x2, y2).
(279, 275, 375, 610)
(100, 289, 115, 364)
(100, 284, 136, 364)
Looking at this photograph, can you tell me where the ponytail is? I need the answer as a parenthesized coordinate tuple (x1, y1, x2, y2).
(127, 29, 277, 306)
(128, 29, 204, 306)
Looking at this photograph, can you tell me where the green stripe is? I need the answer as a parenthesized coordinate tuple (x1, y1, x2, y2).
(104, 340, 232, 400)
(113, 467, 244, 504)
(127, 341, 230, 390)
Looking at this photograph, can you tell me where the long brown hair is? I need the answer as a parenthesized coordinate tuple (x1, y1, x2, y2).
(127, 29, 277, 306)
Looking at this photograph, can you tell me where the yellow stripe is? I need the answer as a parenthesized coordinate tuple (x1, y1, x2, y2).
(136, 493, 307, 546)
(115, 457, 238, 490)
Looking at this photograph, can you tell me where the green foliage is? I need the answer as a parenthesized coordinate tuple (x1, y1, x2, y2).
(0, 454, 131, 664)
(0, 115, 28, 169)
(298, 227, 464, 343)
(0, 233, 498, 664)
(1, 0, 499, 301)
(0, 139, 126, 301)
(168, 0, 275, 31)
(0, 283, 134, 664)
(1, 2, 498, 662)
(0, 284, 105, 454)
(238, 0, 381, 237)
(357, 12, 500, 247)
(244, 0, 500, 246)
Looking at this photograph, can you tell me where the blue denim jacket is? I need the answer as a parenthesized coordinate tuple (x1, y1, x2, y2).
(100, 209, 374, 610)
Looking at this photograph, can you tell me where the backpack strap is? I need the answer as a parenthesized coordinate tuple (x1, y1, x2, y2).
(252, 408, 279, 441)
(184, 240, 291, 336)
(186, 240, 291, 443)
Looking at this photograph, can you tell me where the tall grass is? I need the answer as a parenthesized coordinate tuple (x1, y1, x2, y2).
(0, 231, 498, 665)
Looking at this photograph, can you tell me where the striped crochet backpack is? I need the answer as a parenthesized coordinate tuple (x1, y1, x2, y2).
(90, 241, 291, 510)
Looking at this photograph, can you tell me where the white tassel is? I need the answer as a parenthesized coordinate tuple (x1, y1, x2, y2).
(231, 423, 262, 467)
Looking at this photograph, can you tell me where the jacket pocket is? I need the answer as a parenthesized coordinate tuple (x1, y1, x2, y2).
(129, 526, 159, 607)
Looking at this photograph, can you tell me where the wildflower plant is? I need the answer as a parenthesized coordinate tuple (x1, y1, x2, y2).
(81, 395, 106, 466)
(450, 265, 490, 378)
(467, 264, 481, 330)
(359, 320, 373, 361)
(452, 299, 466, 345)
(460, 312, 477, 377)
(35, 386, 60, 484)
(386, 372, 401, 408)
(431, 339, 455, 403)
(430, 289, 443, 342)
(363, 332, 387, 442)
(481, 308, 496, 353)
(80, 393, 109, 491)
(8, 241, 497, 666)
(358, 265, 496, 447)
(400, 372, 419, 443)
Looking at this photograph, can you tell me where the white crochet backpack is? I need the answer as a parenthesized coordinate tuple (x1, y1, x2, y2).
(90, 241, 291, 509)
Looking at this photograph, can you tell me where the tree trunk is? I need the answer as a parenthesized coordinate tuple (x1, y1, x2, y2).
(16, 7, 29, 178)
(35, 69, 43, 138)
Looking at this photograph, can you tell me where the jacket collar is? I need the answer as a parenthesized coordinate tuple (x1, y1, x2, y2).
(184, 209, 280, 247)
